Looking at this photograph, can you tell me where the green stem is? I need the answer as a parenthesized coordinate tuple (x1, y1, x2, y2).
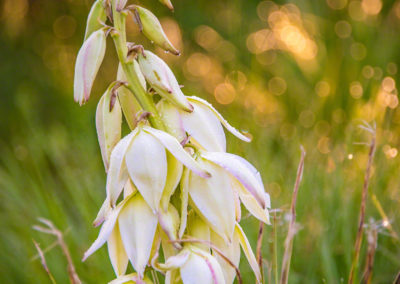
(111, 3, 165, 131)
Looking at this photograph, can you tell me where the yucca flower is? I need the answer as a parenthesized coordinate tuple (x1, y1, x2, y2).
(76, 1, 271, 283)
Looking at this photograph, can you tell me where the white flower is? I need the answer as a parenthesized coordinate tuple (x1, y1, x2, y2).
(158, 96, 251, 152)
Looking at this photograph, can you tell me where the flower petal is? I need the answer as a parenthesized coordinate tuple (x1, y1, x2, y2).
(118, 194, 158, 278)
(83, 197, 130, 261)
(74, 29, 106, 105)
(160, 153, 183, 211)
(108, 273, 153, 284)
(108, 222, 128, 276)
(178, 167, 190, 239)
(211, 229, 240, 284)
(181, 247, 225, 284)
(125, 130, 167, 212)
(157, 99, 187, 143)
(158, 204, 180, 244)
(188, 96, 251, 142)
(187, 211, 211, 252)
(188, 158, 235, 241)
(180, 100, 226, 152)
(84, 0, 107, 40)
(107, 130, 138, 207)
(96, 84, 122, 171)
(235, 223, 262, 284)
(157, 249, 190, 271)
(143, 126, 210, 178)
(202, 152, 267, 209)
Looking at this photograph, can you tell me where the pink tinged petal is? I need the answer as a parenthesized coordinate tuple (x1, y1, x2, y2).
(188, 96, 251, 142)
(107, 130, 138, 207)
(74, 29, 106, 105)
(93, 198, 112, 227)
(181, 247, 225, 284)
(180, 101, 226, 152)
(108, 222, 129, 277)
(235, 223, 262, 284)
(143, 126, 210, 178)
(96, 86, 122, 171)
(158, 249, 190, 270)
(178, 168, 190, 238)
(138, 51, 193, 112)
(211, 230, 240, 284)
(202, 152, 267, 209)
(188, 158, 235, 241)
(125, 130, 167, 212)
(83, 198, 128, 261)
(118, 195, 158, 279)
(157, 99, 187, 143)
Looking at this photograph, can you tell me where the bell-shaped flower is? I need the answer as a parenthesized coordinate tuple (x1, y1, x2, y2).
(183, 155, 236, 242)
(157, 246, 225, 284)
(96, 83, 122, 171)
(74, 29, 106, 105)
(116, 62, 144, 130)
(157, 96, 251, 152)
(133, 6, 179, 55)
(137, 50, 193, 112)
(201, 151, 271, 225)
(83, 194, 158, 279)
(84, 0, 107, 40)
(103, 124, 210, 213)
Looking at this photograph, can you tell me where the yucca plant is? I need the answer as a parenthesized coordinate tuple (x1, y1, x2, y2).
(74, 0, 271, 283)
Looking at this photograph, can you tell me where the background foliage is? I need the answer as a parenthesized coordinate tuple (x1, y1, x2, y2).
(1, 0, 399, 283)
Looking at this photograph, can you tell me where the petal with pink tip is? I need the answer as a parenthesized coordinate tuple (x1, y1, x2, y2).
(188, 96, 251, 142)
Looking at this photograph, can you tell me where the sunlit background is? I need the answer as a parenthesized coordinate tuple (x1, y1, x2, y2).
(1, 0, 399, 283)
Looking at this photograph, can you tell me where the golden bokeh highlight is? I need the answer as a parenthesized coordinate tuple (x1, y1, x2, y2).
(350, 81, 363, 99)
(214, 83, 236, 105)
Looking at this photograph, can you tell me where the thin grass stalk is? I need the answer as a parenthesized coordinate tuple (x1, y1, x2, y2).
(280, 147, 306, 284)
(361, 224, 378, 284)
(256, 221, 265, 283)
(393, 271, 400, 284)
(33, 239, 57, 284)
(273, 211, 279, 284)
(348, 131, 376, 284)
(371, 193, 399, 242)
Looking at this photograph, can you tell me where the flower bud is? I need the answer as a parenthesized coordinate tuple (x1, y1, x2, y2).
(133, 6, 179, 55)
(159, 0, 174, 11)
(74, 29, 106, 105)
(96, 83, 122, 171)
(84, 0, 107, 41)
(158, 204, 180, 246)
(138, 50, 193, 112)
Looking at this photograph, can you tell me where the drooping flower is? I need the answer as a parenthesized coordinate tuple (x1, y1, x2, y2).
(158, 96, 251, 152)
(74, 29, 106, 105)
(137, 50, 193, 112)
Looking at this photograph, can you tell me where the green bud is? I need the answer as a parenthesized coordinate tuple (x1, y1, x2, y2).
(159, 0, 174, 11)
(84, 0, 107, 41)
(133, 5, 180, 55)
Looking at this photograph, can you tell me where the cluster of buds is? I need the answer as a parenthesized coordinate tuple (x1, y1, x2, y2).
(74, 0, 271, 283)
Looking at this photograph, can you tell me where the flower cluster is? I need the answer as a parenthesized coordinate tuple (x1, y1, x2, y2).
(74, 0, 271, 283)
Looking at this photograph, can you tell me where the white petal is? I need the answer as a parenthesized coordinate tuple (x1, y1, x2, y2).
(211, 230, 240, 284)
(160, 153, 183, 211)
(83, 198, 129, 261)
(125, 130, 167, 212)
(118, 194, 158, 278)
(181, 248, 225, 284)
(143, 126, 210, 178)
(202, 152, 267, 209)
(93, 198, 111, 227)
(158, 249, 190, 271)
(108, 222, 128, 276)
(158, 204, 180, 243)
(108, 273, 153, 284)
(74, 29, 106, 105)
(188, 96, 251, 142)
(188, 158, 235, 241)
(107, 130, 138, 207)
(157, 99, 187, 143)
(181, 100, 226, 152)
(235, 223, 262, 284)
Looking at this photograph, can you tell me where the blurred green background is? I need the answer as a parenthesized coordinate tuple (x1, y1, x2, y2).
(1, 0, 399, 283)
